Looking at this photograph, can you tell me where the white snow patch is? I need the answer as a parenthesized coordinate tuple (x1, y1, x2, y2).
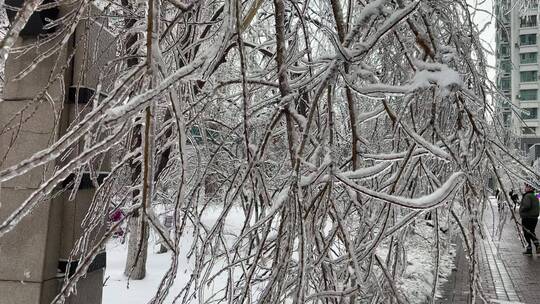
(410, 61, 463, 96)
(103, 207, 246, 304)
(391, 220, 456, 303)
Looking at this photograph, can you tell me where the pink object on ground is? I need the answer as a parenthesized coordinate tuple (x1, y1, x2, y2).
(110, 209, 124, 222)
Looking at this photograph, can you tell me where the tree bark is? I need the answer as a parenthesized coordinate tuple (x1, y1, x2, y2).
(124, 210, 148, 279)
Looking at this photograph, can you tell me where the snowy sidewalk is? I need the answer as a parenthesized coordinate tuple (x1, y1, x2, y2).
(438, 202, 540, 304)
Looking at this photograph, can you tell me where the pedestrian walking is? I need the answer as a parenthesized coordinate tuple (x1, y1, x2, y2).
(519, 183, 540, 254)
(496, 188, 503, 212)
(509, 189, 520, 209)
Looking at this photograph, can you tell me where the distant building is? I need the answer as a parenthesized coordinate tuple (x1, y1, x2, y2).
(495, 0, 540, 161)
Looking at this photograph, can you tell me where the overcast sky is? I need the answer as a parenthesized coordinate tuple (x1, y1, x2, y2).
(469, 0, 496, 81)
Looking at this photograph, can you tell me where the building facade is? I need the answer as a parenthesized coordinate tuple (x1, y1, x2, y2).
(0, 3, 114, 303)
(496, 0, 540, 161)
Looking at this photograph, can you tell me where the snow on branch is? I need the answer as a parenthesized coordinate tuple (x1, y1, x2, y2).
(336, 172, 465, 209)
(0, 0, 527, 302)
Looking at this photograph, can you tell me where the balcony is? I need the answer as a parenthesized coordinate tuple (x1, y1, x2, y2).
(520, 15, 538, 28)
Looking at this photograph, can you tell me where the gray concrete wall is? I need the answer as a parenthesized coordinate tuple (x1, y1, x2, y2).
(72, 6, 117, 94)
(0, 4, 114, 304)
(0, 34, 70, 304)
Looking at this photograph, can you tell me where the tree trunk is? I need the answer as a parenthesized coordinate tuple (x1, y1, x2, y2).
(124, 212, 148, 279)
(121, 0, 150, 280)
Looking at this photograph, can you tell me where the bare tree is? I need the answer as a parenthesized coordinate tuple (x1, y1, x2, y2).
(0, 0, 537, 303)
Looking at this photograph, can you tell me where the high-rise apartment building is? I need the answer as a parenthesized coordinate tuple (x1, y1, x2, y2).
(495, 0, 540, 161)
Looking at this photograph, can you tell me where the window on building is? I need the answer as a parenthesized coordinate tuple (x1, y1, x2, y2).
(523, 127, 537, 135)
(500, 97, 511, 108)
(526, 144, 540, 156)
(190, 126, 203, 145)
(521, 15, 538, 27)
(501, 61, 512, 74)
(496, 0, 509, 12)
(501, 13, 510, 24)
(497, 93, 511, 107)
(522, 108, 538, 119)
(187, 125, 221, 145)
(520, 33, 537, 45)
(520, 89, 538, 100)
(521, 52, 538, 64)
(500, 44, 510, 58)
(525, 2, 539, 9)
(502, 112, 511, 126)
(520, 70, 538, 82)
(500, 31, 510, 43)
(500, 77, 511, 90)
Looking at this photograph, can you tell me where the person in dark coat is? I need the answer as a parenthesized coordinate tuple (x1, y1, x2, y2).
(509, 190, 519, 209)
(495, 188, 503, 211)
(519, 183, 540, 254)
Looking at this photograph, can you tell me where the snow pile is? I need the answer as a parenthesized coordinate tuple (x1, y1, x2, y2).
(103, 208, 456, 303)
(410, 61, 463, 96)
(103, 206, 245, 304)
(397, 220, 456, 303)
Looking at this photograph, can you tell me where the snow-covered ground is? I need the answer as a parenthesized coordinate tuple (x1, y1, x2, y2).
(103, 206, 245, 303)
(397, 221, 456, 302)
(103, 208, 456, 303)
(104, 243, 180, 304)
